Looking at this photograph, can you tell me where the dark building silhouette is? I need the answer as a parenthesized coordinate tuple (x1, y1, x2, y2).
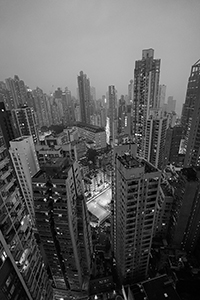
(0, 102, 17, 148)
(77, 71, 91, 124)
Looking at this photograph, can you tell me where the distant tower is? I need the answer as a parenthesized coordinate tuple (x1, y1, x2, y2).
(5, 75, 27, 108)
(77, 71, 91, 124)
(108, 85, 117, 144)
(158, 84, 166, 109)
(128, 79, 134, 105)
(32, 158, 93, 299)
(12, 106, 39, 143)
(167, 96, 176, 113)
(113, 148, 161, 284)
(9, 135, 40, 225)
(133, 49, 161, 156)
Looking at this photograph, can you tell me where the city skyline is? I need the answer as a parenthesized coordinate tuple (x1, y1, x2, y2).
(0, 1, 200, 114)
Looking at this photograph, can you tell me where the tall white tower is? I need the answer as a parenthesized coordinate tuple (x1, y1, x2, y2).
(9, 135, 40, 224)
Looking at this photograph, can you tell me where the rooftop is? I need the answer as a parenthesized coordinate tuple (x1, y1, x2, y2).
(11, 136, 31, 142)
(142, 275, 181, 300)
(117, 154, 158, 173)
(32, 157, 72, 180)
(75, 122, 105, 133)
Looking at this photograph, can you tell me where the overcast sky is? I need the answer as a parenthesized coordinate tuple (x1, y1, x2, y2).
(0, 0, 200, 114)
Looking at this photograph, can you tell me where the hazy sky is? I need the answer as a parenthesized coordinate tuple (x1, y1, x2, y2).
(0, 0, 200, 114)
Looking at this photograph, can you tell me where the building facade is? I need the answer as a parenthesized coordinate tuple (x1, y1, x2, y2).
(32, 158, 92, 299)
(133, 49, 161, 156)
(114, 151, 161, 284)
(0, 127, 53, 299)
(9, 136, 40, 225)
(77, 71, 91, 124)
(12, 106, 39, 144)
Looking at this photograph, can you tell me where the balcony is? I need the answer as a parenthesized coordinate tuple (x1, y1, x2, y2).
(0, 167, 12, 181)
(0, 145, 6, 154)
(5, 178, 15, 192)
(0, 157, 9, 169)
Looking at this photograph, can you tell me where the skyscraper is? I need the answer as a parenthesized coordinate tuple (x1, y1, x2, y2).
(32, 157, 92, 299)
(0, 126, 53, 299)
(158, 84, 166, 109)
(9, 136, 40, 225)
(77, 71, 91, 124)
(128, 79, 134, 105)
(181, 59, 200, 136)
(167, 96, 176, 113)
(144, 112, 167, 170)
(113, 149, 161, 284)
(0, 102, 17, 148)
(12, 106, 39, 143)
(181, 59, 200, 166)
(133, 49, 161, 156)
(108, 85, 117, 144)
(32, 87, 51, 128)
(5, 75, 27, 108)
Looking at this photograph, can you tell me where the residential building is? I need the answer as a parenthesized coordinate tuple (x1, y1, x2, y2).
(154, 182, 174, 239)
(0, 126, 53, 299)
(182, 61, 200, 166)
(128, 80, 134, 105)
(0, 102, 17, 148)
(144, 111, 167, 170)
(167, 96, 176, 113)
(12, 106, 39, 144)
(108, 85, 117, 144)
(133, 48, 161, 156)
(181, 59, 200, 154)
(9, 136, 40, 225)
(32, 157, 92, 299)
(32, 87, 51, 128)
(158, 84, 166, 109)
(168, 168, 200, 252)
(114, 151, 161, 284)
(5, 75, 27, 108)
(75, 123, 106, 150)
(77, 71, 91, 124)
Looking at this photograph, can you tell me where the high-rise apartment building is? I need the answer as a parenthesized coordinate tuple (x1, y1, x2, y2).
(168, 168, 200, 253)
(77, 71, 91, 124)
(0, 83, 15, 110)
(181, 59, 200, 135)
(0, 127, 53, 299)
(133, 49, 161, 156)
(12, 106, 39, 143)
(167, 96, 176, 113)
(62, 88, 75, 126)
(9, 136, 40, 225)
(0, 102, 17, 148)
(108, 85, 117, 144)
(164, 125, 184, 167)
(32, 157, 92, 299)
(113, 150, 161, 284)
(144, 112, 167, 170)
(158, 84, 166, 109)
(180, 60, 200, 166)
(128, 80, 134, 105)
(5, 76, 27, 108)
(32, 87, 51, 129)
